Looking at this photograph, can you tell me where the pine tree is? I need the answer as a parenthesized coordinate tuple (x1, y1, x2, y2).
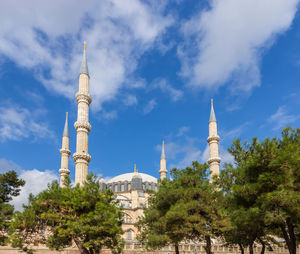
(0, 170, 25, 245)
(137, 161, 230, 254)
(218, 127, 300, 254)
(9, 174, 124, 254)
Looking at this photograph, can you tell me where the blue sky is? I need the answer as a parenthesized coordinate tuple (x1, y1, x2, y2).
(1, 0, 300, 209)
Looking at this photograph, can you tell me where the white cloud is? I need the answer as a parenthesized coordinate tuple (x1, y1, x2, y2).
(0, 0, 173, 111)
(220, 122, 250, 141)
(123, 94, 138, 106)
(176, 126, 190, 137)
(143, 99, 157, 114)
(179, 0, 299, 93)
(0, 158, 22, 173)
(0, 104, 54, 142)
(100, 110, 118, 121)
(201, 145, 210, 163)
(267, 106, 298, 130)
(11, 169, 58, 211)
(0, 158, 58, 211)
(152, 78, 183, 102)
(157, 135, 202, 169)
(201, 145, 234, 165)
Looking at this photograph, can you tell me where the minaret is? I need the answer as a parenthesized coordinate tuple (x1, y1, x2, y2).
(159, 141, 167, 180)
(59, 112, 71, 187)
(207, 99, 221, 179)
(73, 42, 92, 186)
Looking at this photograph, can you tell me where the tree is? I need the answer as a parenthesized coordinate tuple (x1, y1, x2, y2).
(218, 127, 300, 254)
(10, 174, 124, 254)
(217, 164, 271, 254)
(0, 170, 25, 245)
(137, 176, 189, 254)
(137, 161, 230, 254)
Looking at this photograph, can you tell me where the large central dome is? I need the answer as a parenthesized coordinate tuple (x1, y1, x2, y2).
(107, 173, 157, 184)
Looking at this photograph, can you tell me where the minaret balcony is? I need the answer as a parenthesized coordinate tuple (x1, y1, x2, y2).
(60, 148, 71, 155)
(207, 135, 220, 143)
(75, 92, 92, 105)
(159, 169, 167, 173)
(73, 152, 91, 162)
(59, 168, 70, 175)
(74, 121, 92, 132)
(208, 157, 221, 164)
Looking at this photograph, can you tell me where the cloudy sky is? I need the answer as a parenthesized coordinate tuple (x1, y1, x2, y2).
(1, 0, 300, 210)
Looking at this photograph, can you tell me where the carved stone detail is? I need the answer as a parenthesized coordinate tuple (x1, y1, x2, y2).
(74, 121, 91, 132)
(59, 168, 70, 175)
(73, 152, 91, 162)
(207, 135, 220, 143)
(208, 157, 221, 164)
(75, 92, 92, 105)
(60, 148, 71, 155)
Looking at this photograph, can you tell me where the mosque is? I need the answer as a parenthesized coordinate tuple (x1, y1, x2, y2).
(58, 42, 221, 242)
(1, 43, 292, 254)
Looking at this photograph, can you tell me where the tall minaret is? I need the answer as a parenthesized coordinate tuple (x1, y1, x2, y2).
(59, 112, 71, 187)
(73, 42, 92, 186)
(207, 99, 221, 179)
(159, 141, 167, 180)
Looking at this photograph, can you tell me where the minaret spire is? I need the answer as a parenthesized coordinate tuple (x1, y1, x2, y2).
(63, 112, 69, 137)
(159, 140, 167, 180)
(209, 99, 216, 122)
(59, 112, 71, 187)
(80, 41, 89, 76)
(207, 99, 221, 180)
(73, 42, 92, 186)
(134, 164, 137, 173)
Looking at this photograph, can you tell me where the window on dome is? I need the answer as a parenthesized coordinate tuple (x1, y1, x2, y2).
(121, 184, 124, 192)
(114, 185, 118, 192)
(128, 183, 131, 190)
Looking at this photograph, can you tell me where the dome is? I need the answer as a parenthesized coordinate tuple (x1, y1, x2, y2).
(132, 173, 142, 179)
(107, 173, 157, 184)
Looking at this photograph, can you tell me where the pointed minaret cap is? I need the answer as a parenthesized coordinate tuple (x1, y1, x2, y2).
(80, 41, 89, 76)
(161, 140, 166, 159)
(63, 112, 69, 137)
(209, 99, 216, 122)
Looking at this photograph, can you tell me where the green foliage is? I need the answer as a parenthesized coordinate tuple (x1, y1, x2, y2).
(218, 127, 300, 254)
(10, 174, 124, 254)
(0, 170, 25, 245)
(137, 161, 230, 254)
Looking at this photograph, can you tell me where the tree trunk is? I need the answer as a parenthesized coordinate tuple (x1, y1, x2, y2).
(258, 238, 265, 254)
(280, 220, 297, 254)
(204, 235, 213, 254)
(175, 243, 180, 254)
(73, 237, 89, 254)
(238, 243, 244, 254)
(249, 243, 254, 254)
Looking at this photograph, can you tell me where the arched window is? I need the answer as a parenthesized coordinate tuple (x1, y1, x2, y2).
(126, 229, 134, 240)
(114, 184, 118, 192)
(124, 213, 133, 223)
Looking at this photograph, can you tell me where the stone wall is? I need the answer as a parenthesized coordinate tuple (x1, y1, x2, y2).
(0, 242, 298, 254)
